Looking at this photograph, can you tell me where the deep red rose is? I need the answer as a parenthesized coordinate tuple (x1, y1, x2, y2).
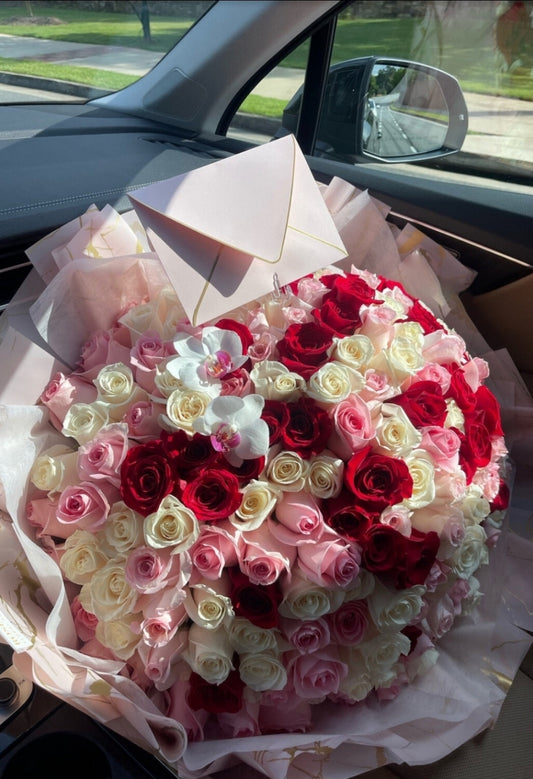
(473, 385, 504, 437)
(161, 430, 220, 476)
(312, 298, 362, 337)
(344, 446, 413, 512)
(397, 529, 440, 589)
(180, 468, 241, 522)
(458, 419, 493, 481)
(390, 381, 448, 428)
(490, 478, 510, 512)
(281, 397, 333, 459)
(226, 455, 265, 483)
(261, 399, 289, 445)
(228, 567, 282, 628)
(446, 366, 476, 413)
(215, 319, 254, 353)
(276, 321, 333, 380)
(187, 670, 244, 714)
(322, 273, 376, 307)
(120, 440, 174, 516)
(324, 490, 376, 540)
(407, 299, 444, 334)
(361, 524, 406, 576)
(401, 624, 423, 654)
(376, 277, 409, 296)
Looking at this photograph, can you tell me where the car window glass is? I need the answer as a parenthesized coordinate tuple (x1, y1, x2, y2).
(228, 0, 533, 188)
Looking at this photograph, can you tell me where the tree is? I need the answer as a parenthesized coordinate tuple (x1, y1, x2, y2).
(129, 1, 152, 45)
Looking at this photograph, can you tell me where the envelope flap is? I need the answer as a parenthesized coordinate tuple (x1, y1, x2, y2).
(129, 136, 299, 262)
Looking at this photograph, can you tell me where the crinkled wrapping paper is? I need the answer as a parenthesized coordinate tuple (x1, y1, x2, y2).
(0, 175, 532, 779)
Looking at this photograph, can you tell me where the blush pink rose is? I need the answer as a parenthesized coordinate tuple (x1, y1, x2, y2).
(379, 505, 412, 536)
(424, 593, 457, 641)
(274, 491, 325, 540)
(71, 595, 98, 642)
(422, 330, 466, 366)
(280, 616, 330, 654)
(289, 648, 348, 700)
(247, 331, 280, 363)
(122, 400, 163, 440)
(295, 276, 327, 306)
(360, 369, 393, 401)
(329, 393, 375, 459)
(77, 423, 129, 487)
(130, 331, 175, 391)
(296, 536, 361, 589)
(220, 368, 253, 397)
(40, 372, 97, 430)
(138, 630, 187, 688)
(77, 329, 131, 379)
(420, 426, 461, 472)
(125, 546, 174, 594)
(27, 497, 78, 540)
(358, 304, 396, 350)
(56, 482, 114, 531)
(239, 522, 296, 585)
(189, 523, 241, 580)
(327, 599, 368, 645)
(413, 363, 452, 394)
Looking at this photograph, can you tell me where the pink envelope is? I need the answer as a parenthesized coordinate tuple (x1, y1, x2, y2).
(128, 134, 347, 326)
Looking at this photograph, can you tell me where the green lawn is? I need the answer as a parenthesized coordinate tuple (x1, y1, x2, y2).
(0, 2, 532, 107)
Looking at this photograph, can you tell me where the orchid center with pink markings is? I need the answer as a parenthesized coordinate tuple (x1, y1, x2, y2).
(210, 422, 241, 452)
(204, 350, 233, 379)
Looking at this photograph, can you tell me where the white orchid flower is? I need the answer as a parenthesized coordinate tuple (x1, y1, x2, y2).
(193, 394, 269, 465)
(167, 327, 247, 392)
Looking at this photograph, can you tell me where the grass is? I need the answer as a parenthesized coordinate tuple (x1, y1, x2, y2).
(0, 2, 532, 106)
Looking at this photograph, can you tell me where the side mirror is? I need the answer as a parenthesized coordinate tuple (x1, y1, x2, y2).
(282, 57, 468, 164)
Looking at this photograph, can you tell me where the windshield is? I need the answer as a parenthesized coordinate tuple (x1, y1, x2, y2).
(0, 0, 215, 103)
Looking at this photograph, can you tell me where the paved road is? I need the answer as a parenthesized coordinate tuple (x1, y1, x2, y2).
(1, 33, 533, 163)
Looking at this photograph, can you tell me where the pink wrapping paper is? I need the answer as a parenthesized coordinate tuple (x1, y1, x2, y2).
(0, 162, 532, 779)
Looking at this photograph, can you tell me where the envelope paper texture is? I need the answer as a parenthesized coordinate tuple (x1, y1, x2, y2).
(129, 134, 347, 325)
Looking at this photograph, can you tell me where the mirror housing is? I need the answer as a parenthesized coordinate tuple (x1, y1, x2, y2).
(281, 57, 468, 164)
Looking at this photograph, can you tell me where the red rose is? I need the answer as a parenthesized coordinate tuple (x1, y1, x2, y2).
(361, 524, 405, 576)
(187, 670, 244, 714)
(446, 367, 476, 414)
(180, 468, 241, 522)
(226, 455, 265, 483)
(261, 399, 288, 446)
(322, 273, 376, 307)
(228, 567, 282, 628)
(344, 446, 413, 512)
(215, 319, 254, 353)
(324, 490, 375, 539)
(473, 385, 504, 437)
(276, 321, 333, 380)
(458, 419, 493, 481)
(398, 529, 440, 588)
(120, 440, 174, 516)
(281, 397, 333, 459)
(313, 273, 378, 337)
(390, 381, 448, 428)
(490, 478, 510, 512)
(407, 299, 444, 334)
(161, 430, 220, 477)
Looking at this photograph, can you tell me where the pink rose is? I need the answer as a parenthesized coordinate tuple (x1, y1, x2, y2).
(220, 367, 253, 397)
(77, 423, 130, 487)
(40, 372, 97, 430)
(27, 497, 78, 540)
(189, 522, 241, 580)
(289, 648, 348, 700)
(359, 369, 393, 401)
(424, 593, 457, 640)
(282, 305, 314, 327)
(329, 393, 374, 459)
(447, 577, 471, 610)
(122, 400, 162, 440)
(248, 332, 279, 364)
(138, 630, 187, 688)
(239, 522, 296, 585)
(295, 276, 327, 306)
(296, 536, 361, 589)
(166, 675, 208, 742)
(274, 491, 325, 540)
(422, 330, 466, 366)
(56, 482, 114, 531)
(71, 595, 98, 642)
(77, 329, 131, 379)
(327, 599, 368, 645)
(140, 590, 187, 648)
(420, 426, 461, 472)
(424, 560, 451, 593)
(414, 363, 451, 394)
(379, 505, 412, 536)
(125, 546, 174, 594)
(280, 616, 330, 654)
(130, 331, 175, 391)
(358, 304, 396, 350)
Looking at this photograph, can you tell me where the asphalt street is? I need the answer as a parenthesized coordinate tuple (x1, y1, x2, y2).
(1, 33, 532, 163)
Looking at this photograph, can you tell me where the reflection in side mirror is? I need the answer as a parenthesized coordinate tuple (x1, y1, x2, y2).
(281, 56, 468, 164)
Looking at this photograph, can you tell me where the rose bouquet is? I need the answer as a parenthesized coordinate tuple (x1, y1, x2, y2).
(0, 137, 532, 779)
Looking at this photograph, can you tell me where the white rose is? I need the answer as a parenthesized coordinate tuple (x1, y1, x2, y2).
(279, 573, 344, 620)
(338, 649, 374, 702)
(62, 401, 110, 445)
(307, 453, 344, 499)
(444, 398, 465, 432)
(30, 445, 78, 495)
(267, 450, 309, 492)
(59, 529, 108, 585)
(374, 403, 422, 456)
(461, 575, 483, 615)
(94, 362, 147, 420)
(227, 617, 279, 654)
(250, 360, 305, 401)
(144, 494, 200, 553)
(451, 525, 489, 578)
(367, 580, 425, 632)
(381, 335, 425, 383)
(80, 560, 138, 621)
(230, 479, 280, 531)
(100, 501, 144, 555)
(403, 449, 436, 509)
(185, 623, 234, 684)
(154, 358, 185, 398)
(95, 615, 140, 660)
(394, 321, 425, 345)
(460, 484, 491, 526)
(185, 583, 234, 630)
(333, 334, 374, 371)
(163, 387, 212, 432)
(239, 651, 287, 692)
(344, 569, 376, 602)
(359, 632, 411, 679)
(306, 361, 363, 404)
(404, 646, 440, 683)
